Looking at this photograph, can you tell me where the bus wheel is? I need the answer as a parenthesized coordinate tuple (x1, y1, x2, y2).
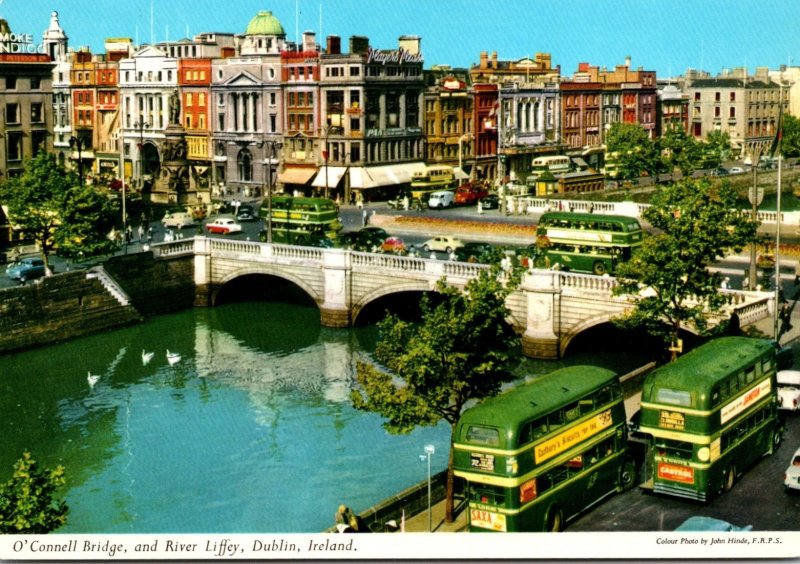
(620, 458, 638, 491)
(723, 465, 736, 493)
(771, 427, 783, 453)
(546, 507, 563, 532)
(592, 261, 607, 276)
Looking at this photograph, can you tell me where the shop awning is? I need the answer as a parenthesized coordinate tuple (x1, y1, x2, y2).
(279, 167, 317, 185)
(453, 166, 470, 180)
(311, 166, 346, 188)
(350, 163, 426, 189)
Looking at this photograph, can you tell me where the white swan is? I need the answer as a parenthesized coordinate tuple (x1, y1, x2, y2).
(141, 350, 154, 366)
(87, 371, 100, 387)
(166, 350, 181, 366)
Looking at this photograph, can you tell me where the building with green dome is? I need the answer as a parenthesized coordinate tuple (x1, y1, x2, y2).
(240, 11, 287, 56)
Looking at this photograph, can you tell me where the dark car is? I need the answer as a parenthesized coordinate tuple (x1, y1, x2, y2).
(6, 257, 46, 281)
(236, 209, 259, 222)
(338, 230, 384, 252)
(454, 242, 495, 263)
(479, 194, 500, 210)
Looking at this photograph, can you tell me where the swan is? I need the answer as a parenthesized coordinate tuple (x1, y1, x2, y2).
(87, 371, 100, 387)
(166, 350, 181, 366)
(141, 350, 154, 366)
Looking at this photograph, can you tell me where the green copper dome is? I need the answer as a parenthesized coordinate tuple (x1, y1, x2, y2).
(244, 11, 285, 36)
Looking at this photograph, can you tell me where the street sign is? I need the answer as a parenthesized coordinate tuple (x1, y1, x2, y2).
(748, 186, 764, 206)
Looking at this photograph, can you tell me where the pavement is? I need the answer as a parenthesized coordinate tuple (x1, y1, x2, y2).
(398, 496, 468, 533)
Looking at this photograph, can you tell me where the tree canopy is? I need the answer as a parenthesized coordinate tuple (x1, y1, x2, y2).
(605, 122, 660, 180)
(0, 152, 120, 267)
(780, 113, 800, 158)
(612, 177, 759, 357)
(0, 452, 69, 533)
(351, 267, 520, 521)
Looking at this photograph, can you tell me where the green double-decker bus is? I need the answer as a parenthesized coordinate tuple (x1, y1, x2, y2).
(259, 196, 342, 245)
(453, 366, 635, 532)
(638, 337, 784, 502)
(533, 212, 643, 275)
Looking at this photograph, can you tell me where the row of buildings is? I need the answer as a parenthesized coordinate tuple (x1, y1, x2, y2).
(0, 9, 794, 207)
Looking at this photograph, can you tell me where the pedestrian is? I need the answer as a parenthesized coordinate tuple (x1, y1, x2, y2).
(137, 224, 145, 242)
(477, 200, 483, 215)
(402, 195, 409, 211)
(362, 209, 368, 227)
(334, 505, 358, 532)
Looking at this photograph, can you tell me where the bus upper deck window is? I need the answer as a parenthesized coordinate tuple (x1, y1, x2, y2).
(655, 387, 692, 407)
(465, 425, 500, 446)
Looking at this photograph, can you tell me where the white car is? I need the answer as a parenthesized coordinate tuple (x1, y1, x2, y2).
(729, 166, 746, 174)
(427, 190, 455, 209)
(205, 217, 243, 235)
(422, 235, 465, 254)
(784, 447, 800, 491)
(777, 370, 800, 411)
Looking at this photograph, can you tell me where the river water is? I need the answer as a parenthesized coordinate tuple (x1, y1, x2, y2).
(0, 300, 652, 533)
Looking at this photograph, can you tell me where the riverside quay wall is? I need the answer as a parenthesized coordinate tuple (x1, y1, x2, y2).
(0, 252, 195, 354)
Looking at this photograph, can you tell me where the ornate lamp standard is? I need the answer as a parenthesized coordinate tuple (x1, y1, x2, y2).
(68, 135, 88, 187)
(262, 140, 283, 243)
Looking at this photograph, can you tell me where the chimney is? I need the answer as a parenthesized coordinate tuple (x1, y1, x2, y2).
(302, 31, 316, 52)
(349, 35, 369, 55)
(491, 51, 498, 69)
(326, 35, 340, 55)
(479, 51, 488, 69)
(398, 35, 421, 55)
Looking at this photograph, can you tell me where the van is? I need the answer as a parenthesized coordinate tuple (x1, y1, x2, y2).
(427, 190, 455, 209)
(777, 370, 800, 411)
(162, 212, 195, 229)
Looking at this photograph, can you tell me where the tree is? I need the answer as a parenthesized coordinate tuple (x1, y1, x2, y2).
(780, 113, 800, 158)
(0, 152, 119, 269)
(659, 124, 703, 177)
(605, 122, 660, 180)
(703, 130, 733, 168)
(0, 452, 69, 533)
(351, 267, 520, 523)
(612, 177, 759, 358)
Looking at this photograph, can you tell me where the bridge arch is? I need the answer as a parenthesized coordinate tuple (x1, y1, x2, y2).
(211, 266, 324, 308)
(352, 281, 439, 325)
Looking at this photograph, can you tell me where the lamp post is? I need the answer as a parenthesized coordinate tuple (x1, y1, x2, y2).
(420, 444, 435, 532)
(262, 140, 283, 243)
(133, 119, 151, 190)
(68, 135, 87, 187)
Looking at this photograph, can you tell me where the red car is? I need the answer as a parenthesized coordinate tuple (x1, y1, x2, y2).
(380, 236, 406, 254)
(205, 217, 243, 235)
(454, 183, 489, 205)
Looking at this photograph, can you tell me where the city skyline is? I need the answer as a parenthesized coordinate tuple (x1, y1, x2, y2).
(3, 0, 800, 77)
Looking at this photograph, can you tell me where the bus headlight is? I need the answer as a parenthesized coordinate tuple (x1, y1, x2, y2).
(697, 447, 710, 462)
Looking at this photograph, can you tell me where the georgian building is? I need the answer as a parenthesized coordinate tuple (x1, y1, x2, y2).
(42, 11, 71, 170)
(685, 67, 784, 160)
(657, 81, 689, 136)
(422, 66, 473, 179)
(0, 18, 54, 179)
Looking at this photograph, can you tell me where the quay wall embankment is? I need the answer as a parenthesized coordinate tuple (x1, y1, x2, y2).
(0, 252, 195, 354)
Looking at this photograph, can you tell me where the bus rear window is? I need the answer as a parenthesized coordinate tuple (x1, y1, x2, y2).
(465, 426, 500, 446)
(655, 388, 692, 407)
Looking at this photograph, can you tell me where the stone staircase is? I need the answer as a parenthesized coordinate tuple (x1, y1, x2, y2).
(86, 265, 132, 306)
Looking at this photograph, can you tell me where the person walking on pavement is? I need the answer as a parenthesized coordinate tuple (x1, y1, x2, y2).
(362, 208, 368, 227)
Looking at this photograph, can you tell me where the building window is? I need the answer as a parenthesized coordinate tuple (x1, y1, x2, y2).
(7, 132, 22, 160)
(730, 92, 736, 102)
(715, 92, 721, 102)
(30, 77, 41, 90)
(730, 107, 736, 118)
(31, 103, 43, 123)
(6, 103, 19, 124)
(6, 76, 16, 89)
(694, 92, 700, 102)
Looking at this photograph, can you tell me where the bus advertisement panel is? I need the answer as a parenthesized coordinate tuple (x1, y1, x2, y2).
(638, 337, 784, 502)
(453, 366, 635, 532)
(258, 196, 342, 245)
(533, 212, 643, 275)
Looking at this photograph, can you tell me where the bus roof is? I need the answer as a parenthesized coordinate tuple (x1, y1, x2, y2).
(270, 195, 334, 204)
(458, 366, 618, 429)
(642, 337, 773, 400)
(539, 211, 642, 226)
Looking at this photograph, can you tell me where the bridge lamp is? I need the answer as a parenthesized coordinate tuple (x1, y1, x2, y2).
(421, 444, 435, 532)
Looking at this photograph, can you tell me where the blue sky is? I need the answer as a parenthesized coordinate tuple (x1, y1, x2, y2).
(4, 0, 800, 77)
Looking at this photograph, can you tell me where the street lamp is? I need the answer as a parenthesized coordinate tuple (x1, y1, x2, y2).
(68, 135, 88, 187)
(262, 140, 283, 243)
(134, 119, 151, 190)
(419, 444, 435, 532)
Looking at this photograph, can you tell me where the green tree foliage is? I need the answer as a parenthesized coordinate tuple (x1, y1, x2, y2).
(703, 130, 733, 168)
(0, 152, 119, 267)
(352, 267, 520, 522)
(0, 452, 69, 533)
(612, 178, 758, 357)
(605, 122, 660, 180)
(659, 124, 703, 177)
(780, 113, 800, 158)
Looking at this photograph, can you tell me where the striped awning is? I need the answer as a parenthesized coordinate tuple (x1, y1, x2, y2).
(278, 167, 317, 185)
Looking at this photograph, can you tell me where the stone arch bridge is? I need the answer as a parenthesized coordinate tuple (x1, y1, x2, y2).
(152, 237, 773, 359)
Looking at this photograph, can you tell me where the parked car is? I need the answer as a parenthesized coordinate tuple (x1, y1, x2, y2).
(6, 257, 46, 281)
(428, 190, 455, 209)
(675, 516, 752, 532)
(236, 204, 258, 222)
(777, 370, 800, 411)
(338, 229, 386, 252)
(422, 235, 464, 254)
(784, 446, 800, 492)
(454, 242, 495, 263)
(729, 166, 746, 174)
(380, 236, 406, 254)
(162, 211, 196, 229)
(454, 183, 489, 206)
(479, 194, 500, 210)
(205, 217, 243, 235)
(711, 167, 729, 177)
